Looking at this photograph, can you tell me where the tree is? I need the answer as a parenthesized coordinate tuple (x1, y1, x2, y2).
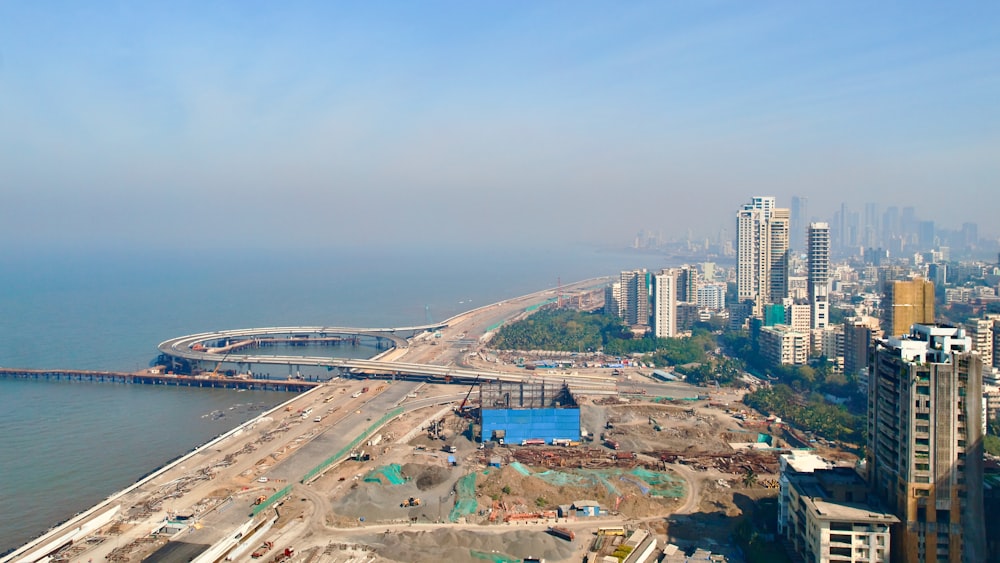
(742, 467, 758, 488)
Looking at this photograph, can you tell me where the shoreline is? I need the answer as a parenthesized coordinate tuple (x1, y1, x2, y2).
(2, 277, 609, 562)
(1, 385, 319, 563)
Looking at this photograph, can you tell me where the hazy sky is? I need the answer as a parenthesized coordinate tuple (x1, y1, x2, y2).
(1, 2, 998, 251)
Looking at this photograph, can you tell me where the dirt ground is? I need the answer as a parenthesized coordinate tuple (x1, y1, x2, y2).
(291, 392, 801, 562)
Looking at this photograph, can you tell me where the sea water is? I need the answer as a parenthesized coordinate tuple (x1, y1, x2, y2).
(0, 243, 666, 553)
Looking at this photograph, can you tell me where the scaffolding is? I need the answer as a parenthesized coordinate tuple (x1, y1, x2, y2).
(479, 381, 577, 410)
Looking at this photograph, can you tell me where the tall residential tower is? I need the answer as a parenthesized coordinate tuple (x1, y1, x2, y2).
(808, 222, 831, 329)
(736, 196, 790, 317)
(868, 324, 985, 562)
(652, 270, 677, 338)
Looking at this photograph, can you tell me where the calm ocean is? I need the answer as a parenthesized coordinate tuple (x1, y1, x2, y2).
(0, 243, 664, 553)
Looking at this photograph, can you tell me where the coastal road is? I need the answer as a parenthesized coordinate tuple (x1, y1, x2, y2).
(2, 278, 615, 563)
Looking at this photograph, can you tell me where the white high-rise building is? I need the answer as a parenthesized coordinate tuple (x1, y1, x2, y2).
(736, 196, 790, 317)
(652, 270, 677, 338)
(809, 222, 831, 329)
(697, 283, 727, 311)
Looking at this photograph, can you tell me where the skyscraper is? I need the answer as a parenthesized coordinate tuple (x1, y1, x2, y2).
(652, 270, 677, 338)
(864, 202, 880, 249)
(768, 208, 791, 304)
(868, 325, 985, 562)
(676, 264, 699, 303)
(790, 195, 808, 253)
(881, 278, 935, 337)
(736, 196, 789, 316)
(619, 269, 649, 328)
(808, 222, 831, 330)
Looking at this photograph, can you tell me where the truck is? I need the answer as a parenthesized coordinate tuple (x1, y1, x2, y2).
(521, 438, 545, 446)
(547, 526, 575, 541)
(251, 541, 274, 558)
(604, 439, 620, 450)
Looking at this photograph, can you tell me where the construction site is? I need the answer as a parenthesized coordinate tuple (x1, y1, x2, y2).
(19, 374, 821, 563)
(249, 382, 802, 563)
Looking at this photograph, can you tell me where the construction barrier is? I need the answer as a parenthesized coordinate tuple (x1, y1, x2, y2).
(250, 484, 293, 517)
(300, 407, 404, 484)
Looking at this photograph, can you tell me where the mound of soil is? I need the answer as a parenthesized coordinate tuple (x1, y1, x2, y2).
(369, 529, 577, 563)
(404, 463, 451, 491)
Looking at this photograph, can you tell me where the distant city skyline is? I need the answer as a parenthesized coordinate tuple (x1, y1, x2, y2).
(634, 197, 998, 255)
(1, 3, 998, 252)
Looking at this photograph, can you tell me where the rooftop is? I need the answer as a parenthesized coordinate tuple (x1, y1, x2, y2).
(780, 450, 831, 474)
(810, 499, 899, 524)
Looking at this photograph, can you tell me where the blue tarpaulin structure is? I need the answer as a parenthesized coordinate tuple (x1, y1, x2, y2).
(481, 408, 580, 445)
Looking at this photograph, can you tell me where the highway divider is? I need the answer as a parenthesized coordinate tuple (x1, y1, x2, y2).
(299, 407, 404, 484)
(250, 484, 293, 517)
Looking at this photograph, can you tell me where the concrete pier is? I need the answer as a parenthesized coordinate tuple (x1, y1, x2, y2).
(0, 368, 320, 392)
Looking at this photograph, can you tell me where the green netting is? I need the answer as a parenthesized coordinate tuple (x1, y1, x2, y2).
(509, 461, 532, 476)
(524, 298, 557, 313)
(300, 407, 404, 483)
(250, 484, 293, 516)
(529, 468, 618, 494)
(449, 473, 478, 522)
(470, 551, 518, 563)
(499, 466, 685, 498)
(629, 467, 685, 498)
(363, 463, 407, 485)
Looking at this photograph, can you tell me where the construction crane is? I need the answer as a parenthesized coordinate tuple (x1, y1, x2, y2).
(456, 375, 480, 416)
(209, 350, 231, 378)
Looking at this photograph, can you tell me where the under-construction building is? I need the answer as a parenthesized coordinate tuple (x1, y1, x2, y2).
(479, 382, 581, 445)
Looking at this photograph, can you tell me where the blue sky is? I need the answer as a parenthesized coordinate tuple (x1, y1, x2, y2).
(1, 2, 997, 251)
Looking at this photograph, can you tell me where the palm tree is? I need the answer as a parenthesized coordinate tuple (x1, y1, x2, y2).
(742, 467, 758, 488)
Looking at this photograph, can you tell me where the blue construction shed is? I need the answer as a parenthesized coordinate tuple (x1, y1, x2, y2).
(479, 382, 581, 445)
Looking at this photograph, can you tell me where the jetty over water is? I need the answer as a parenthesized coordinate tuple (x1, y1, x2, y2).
(0, 368, 320, 392)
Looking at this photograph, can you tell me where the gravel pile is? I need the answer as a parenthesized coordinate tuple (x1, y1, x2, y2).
(366, 529, 578, 563)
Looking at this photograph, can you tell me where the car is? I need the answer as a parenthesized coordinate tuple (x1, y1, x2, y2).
(258, 477, 269, 483)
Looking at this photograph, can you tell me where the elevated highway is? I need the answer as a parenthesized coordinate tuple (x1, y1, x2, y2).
(157, 325, 617, 393)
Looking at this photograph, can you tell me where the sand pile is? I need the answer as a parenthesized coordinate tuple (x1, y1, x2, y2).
(331, 462, 464, 523)
(366, 529, 578, 563)
(404, 463, 451, 490)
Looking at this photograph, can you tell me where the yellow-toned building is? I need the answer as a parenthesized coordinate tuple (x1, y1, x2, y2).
(881, 278, 934, 338)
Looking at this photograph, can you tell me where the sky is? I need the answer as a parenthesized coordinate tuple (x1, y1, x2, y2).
(1, 2, 998, 253)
